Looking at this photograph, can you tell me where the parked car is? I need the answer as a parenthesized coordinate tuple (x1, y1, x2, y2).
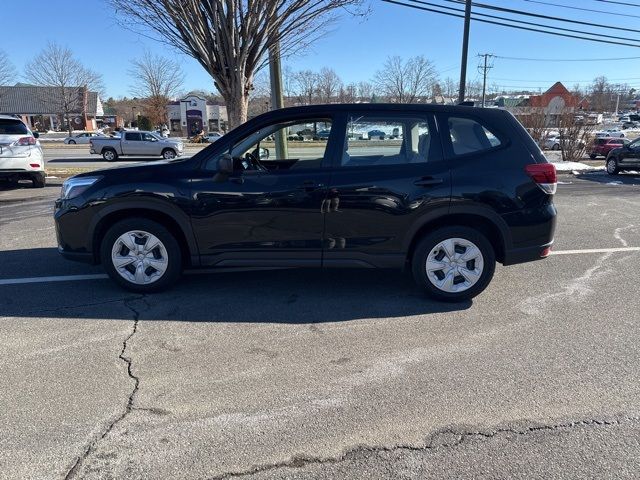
(543, 135, 561, 150)
(205, 132, 223, 143)
(589, 137, 629, 159)
(367, 129, 386, 140)
(63, 132, 105, 144)
(0, 115, 45, 188)
(55, 104, 556, 302)
(605, 137, 640, 175)
(596, 129, 625, 138)
(314, 129, 331, 140)
(89, 130, 184, 161)
(621, 120, 639, 130)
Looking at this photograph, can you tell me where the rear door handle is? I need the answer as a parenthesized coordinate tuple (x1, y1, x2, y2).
(299, 180, 325, 191)
(414, 176, 444, 187)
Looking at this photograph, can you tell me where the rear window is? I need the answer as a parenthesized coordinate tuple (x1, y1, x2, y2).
(0, 119, 29, 135)
(447, 117, 502, 155)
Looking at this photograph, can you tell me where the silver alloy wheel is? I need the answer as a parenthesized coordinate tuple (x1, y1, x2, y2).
(163, 149, 176, 159)
(111, 230, 168, 285)
(104, 150, 115, 161)
(425, 237, 484, 293)
(607, 158, 617, 173)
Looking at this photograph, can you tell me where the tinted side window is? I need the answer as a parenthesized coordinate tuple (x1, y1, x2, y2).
(447, 117, 501, 155)
(342, 115, 435, 167)
(125, 132, 141, 141)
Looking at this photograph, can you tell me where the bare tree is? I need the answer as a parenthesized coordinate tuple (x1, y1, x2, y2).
(374, 55, 437, 103)
(295, 70, 319, 105)
(357, 81, 373, 100)
(109, 0, 366, 129)
(25, 42, 104, 134)
(0, 50, 16, 86)
(317, 67, 342, 103)
(557, 109, 594, 162)
(129, 50, 185, 127)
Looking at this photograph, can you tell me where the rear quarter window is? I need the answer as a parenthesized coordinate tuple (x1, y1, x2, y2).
(0, 119, 29, 135)
(445, 116, 503, 156)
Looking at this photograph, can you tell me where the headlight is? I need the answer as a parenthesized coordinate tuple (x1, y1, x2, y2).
(60, 176, 102, 200)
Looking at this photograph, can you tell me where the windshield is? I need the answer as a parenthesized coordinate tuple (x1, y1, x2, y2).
(0, 119, 29, 135)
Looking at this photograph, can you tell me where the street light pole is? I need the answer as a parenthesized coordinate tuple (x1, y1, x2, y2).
(458, 0, 472, 104)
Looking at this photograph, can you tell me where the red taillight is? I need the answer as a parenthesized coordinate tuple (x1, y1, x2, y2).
(14, 137, 37, 146)
(525, 163, 557, 194)
(30, 163, 40, 168)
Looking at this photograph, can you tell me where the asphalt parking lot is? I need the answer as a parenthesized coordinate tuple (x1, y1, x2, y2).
(1, 172, 640, 479)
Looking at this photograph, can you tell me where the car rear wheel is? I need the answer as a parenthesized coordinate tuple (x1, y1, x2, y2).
(32, 174, 45, 188)
(589, 154, 597, 159)
(551, 144, 560, 150)
(412, 226, 496, 302)
(162, 149, 177, 159)
(100, 218, 182, 293)
(68, 140, 76, 144)
(606, 158, 619, 175)
(103, 149, 117, 162)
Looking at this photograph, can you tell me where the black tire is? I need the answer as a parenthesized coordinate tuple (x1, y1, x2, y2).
(412, 226, 496, 302)
(103, 148, 118, 162)
(606, 157, 619, 175)
(32, 174, 46, 188)
(68, 140, 76, 144)
(589, 154, 597, 159)
(100, 218, 182, 293)
(551, 144, 560, 151)
(162, 148, 177, 159)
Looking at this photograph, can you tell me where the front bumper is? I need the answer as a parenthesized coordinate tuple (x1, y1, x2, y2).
(54, 199, 98, 264)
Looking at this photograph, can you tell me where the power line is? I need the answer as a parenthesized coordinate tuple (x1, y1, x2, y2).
(408, 0, 640, 44)
(522, 0, 640, 19)
(594, 0, 640, 7)
(384, 1, 640, 48)
(436, 0, 640, 33)
(494, 55, 640, 62)
(490, 76, 640, 83)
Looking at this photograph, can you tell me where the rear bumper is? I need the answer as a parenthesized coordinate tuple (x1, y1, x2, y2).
(502, 241, 553, 266)
(0, 169, 45, 180)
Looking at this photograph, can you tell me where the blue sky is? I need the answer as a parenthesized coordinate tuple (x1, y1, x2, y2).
(2, 0, 640, 98)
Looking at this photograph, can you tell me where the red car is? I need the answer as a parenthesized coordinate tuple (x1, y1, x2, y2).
(590, 137, 629, 159)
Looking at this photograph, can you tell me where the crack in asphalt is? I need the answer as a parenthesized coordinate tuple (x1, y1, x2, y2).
(63, 295, 145, 480)
(210, 415, 640, 479)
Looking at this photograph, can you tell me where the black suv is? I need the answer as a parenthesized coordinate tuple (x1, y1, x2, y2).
(55, 104, 557, 301)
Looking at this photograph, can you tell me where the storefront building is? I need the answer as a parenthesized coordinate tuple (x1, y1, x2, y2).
(167, 95, 228, 136)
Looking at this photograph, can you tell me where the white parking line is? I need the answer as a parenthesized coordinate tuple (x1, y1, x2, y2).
(551, 247, 640, 255)
(0, 249, 638, 286)
(0, 274, 108, 286)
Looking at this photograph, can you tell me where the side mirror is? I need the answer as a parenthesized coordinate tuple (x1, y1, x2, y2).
(218, 154, 233, 174)
(33, 132, 40, 139)
(259, 147, 270, 160)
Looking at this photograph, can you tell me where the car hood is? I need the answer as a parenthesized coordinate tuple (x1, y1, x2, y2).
(72, 158, 186, 180)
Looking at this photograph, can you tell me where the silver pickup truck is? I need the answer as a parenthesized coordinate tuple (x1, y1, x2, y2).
(89, 131, 184, 161)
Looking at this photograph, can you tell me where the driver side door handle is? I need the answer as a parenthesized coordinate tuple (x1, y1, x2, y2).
(299, 180, 325, 191)
(414, 176, 444, 187)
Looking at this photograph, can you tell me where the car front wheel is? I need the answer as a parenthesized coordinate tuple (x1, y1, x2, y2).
(412, 226, 496, 302)
(162, 149, 177, 159)
(100, 218, 182, 292)
(606, 157, 619, 175)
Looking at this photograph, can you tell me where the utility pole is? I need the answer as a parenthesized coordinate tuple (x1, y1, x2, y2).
(269, 41, 287, 160)
(478, 53, 495, 108)
(458, 0, 472, 104)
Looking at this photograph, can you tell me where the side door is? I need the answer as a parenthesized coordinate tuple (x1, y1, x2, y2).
(122, 132, 142, 155)
(189, 115, 338, 267)
(618, 138, 640, 168)
(141, 132, 161, 155)
(323, 110, 450, 268)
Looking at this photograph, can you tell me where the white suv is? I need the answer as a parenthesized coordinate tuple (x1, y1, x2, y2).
(0, 115, 45, 188)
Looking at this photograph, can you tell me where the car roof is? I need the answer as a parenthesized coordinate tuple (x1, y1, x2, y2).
(261, 103, 507, 116)
(0, 114, 26, 122)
